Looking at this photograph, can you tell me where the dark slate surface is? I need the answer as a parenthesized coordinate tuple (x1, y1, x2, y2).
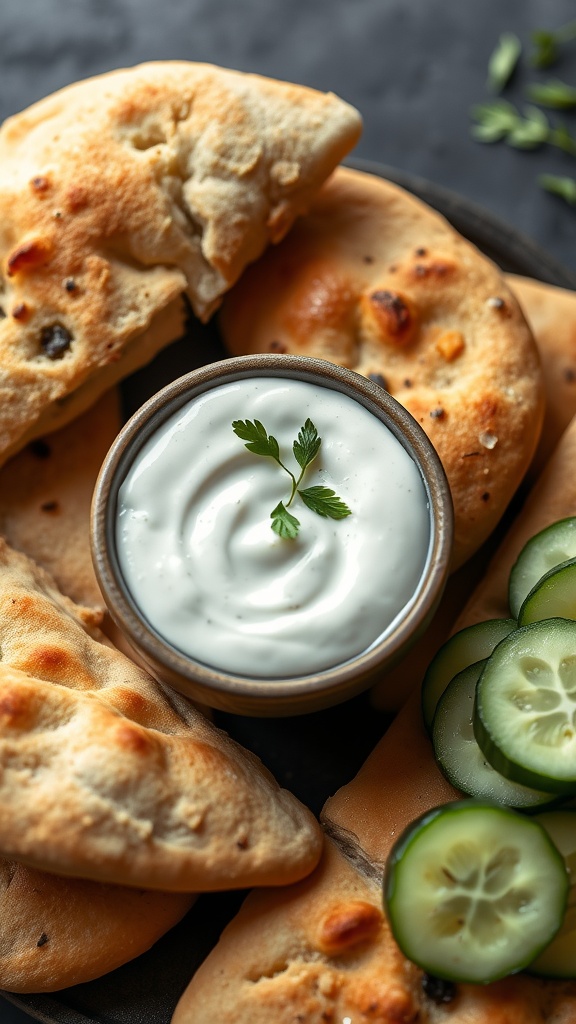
(1, 1, 576, 1021)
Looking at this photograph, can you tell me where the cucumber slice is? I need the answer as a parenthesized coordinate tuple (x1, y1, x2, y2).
(519, 557, 576, 626)
(509, 517, 576, 619)
(432, 663, 558, 809)
(421, 619, 516, 734)
(384, 800, 568, 984)
(475, 619, 576, 794)
(530, 810, 576, 977)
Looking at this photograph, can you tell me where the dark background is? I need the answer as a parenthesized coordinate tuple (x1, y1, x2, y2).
(1, 1, 576, 1021)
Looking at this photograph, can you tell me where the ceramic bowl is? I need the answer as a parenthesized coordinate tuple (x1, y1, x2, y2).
(91, 353, 453, 716)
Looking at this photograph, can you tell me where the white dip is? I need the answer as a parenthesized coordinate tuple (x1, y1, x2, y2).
(116, 377, 430, 678)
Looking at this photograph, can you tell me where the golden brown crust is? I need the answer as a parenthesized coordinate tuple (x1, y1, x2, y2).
(0, 540, 322, 891)
(0, 62, 361, 465)
(221, 167, 544, 568)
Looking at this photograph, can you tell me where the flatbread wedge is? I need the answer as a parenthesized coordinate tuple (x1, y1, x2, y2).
(0, 62, 361, 465)
(0, 541, 322, 891)
(172, 416, 576, 1022)
(0, 864, 194, 993)
(372, 273, 576, 712)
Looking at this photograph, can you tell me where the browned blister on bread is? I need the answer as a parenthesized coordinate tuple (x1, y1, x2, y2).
(0, 540, 322, 891)
(0, 62, 361, 465)
(221, 167, 544, 568)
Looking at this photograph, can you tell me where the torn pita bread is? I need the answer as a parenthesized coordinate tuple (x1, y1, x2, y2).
(220, 167, 544, 568)
(0, 863, 193, 993)
(0, 62, 361, 466)
(173, 416, 576, 1022)
(0, 540, 322, 891)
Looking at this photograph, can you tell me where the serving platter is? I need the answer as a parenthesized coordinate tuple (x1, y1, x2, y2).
(5, 162, 576, 1024)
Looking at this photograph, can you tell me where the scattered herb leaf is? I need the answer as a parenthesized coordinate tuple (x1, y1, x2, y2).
(487, 33, 521, 93)
(470, 101, 576, 155)
(233, 417, 351, 539)
(270, 501, 300, 539)
(299, 486, 352, 520)
(531, 21, 576, 69)
(526, 78, 576, 108)
(538, 173, 576, 205)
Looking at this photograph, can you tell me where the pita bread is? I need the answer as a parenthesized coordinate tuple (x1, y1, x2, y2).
(0, 540, 322, 891)
(0, 863, 193, 993)
(173, 416, 576, 1022)
(220, 167, 544, 569)
(372, 273, 576, 711)
(0, 62, 361, 466)
(0, 387, 121, 610)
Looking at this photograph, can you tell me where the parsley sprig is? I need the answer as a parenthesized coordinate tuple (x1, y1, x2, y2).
(471, 100, 576, 154)
(232, 417, 351, 539)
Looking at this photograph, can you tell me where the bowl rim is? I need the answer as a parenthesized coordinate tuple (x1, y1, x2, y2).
(91, 353, 453, 711)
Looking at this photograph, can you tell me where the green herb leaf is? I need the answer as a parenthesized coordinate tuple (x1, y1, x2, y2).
(469, 101, 576, 153)
(270, 501, 300, 539)
(293, 418, 321, 471)
(470, 100, 522, 143)
(232, 419, 280, 461)
(487, 33, 521, 93)
(531, 29, 559, 69)
(531, 21, 576, 68)
(526, 78, 576, 108)
(298, 486, 352, 520)
(539, 173, 576, 205)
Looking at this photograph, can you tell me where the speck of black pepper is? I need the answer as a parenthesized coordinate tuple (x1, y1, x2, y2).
(422, 973, 456, 1004)
(368, 372, 388, 390)
(64, 277, 77, 293)
(37, 933, 49, 948)
(54, 211, 62, 219)
(430, 407, 446, 420)
(40, 323, 73, 359)
(564, 367, 576, 383)
(482, 492, 490, 502)
(29, 439, 51, 459)
(403, 378, 413, 388)
(415, 247, 427, 256)
(363, 255, 374, 264)
(41, 500, 59, 513)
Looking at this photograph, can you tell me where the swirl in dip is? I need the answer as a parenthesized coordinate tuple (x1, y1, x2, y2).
(115, 377, 431, 678)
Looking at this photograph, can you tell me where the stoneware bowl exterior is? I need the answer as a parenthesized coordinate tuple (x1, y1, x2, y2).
(91, 353, 453, 716)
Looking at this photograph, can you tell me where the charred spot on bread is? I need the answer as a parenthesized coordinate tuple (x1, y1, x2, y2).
(40, 324, 73, 359)
(40, 500, 59, 513)
(564, 367, 576, 383)
(31, 176, 50, 193)
(422, 973, 456, 1004)
(368, 372, 388, 390)
(36, 932, 49, 947)
(269, 339, 287, 353)
(64, 277, 77, 293)
(12, 302, 29, 322)
(364, 289, 416, 346)
(29, 439, 51, 459)
(429, 407, 446, 420)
